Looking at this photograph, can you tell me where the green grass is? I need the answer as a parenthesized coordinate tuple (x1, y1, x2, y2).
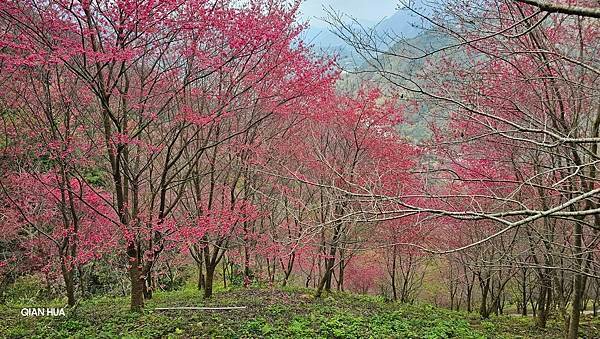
(1, 286, 598, 338)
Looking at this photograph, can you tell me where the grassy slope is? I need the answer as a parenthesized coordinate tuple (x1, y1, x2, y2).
(1, 286, 599, 338)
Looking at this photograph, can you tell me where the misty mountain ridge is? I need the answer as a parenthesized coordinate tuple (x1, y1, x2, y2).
(303, 9, 427, 68)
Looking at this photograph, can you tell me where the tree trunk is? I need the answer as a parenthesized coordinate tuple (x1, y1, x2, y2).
(567, 222, 585, 339)
(129, 253, 145, 312)
(60, 259, 76, 307)
(391, 247, 398, 301)
(324, 257, 333, 292)
(521, 269, 528, 316)
(536, 273, 551, 328)
(338, 256, 345, 292)
(315, 258, 334, 298)
(281, 254, 295, 287)
(204, 265, 216, 299)
(466, 283, 473, 313)
(197, 261, 205, 291)
(594, 280, 599, 317)
(222, 259, 227, 289)
(567, 272, 584, 339)
(244, 237, 251, 287)
(315, 220, 343, 297)
(479, 275, 491, 318)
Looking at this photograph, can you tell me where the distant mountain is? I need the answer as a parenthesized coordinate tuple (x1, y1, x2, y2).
(334, 28, 458, 142)
(373, 10, 422, 40)
(302, 26, 346, 52)
(303, 9, 426, 69)
(302, 6, 450, 142)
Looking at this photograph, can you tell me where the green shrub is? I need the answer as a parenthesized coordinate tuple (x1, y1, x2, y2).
(288, 317, 315, 337)
(2, 275, 51, 304)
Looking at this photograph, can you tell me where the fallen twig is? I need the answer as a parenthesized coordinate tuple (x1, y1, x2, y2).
(154, 306, 247, 311)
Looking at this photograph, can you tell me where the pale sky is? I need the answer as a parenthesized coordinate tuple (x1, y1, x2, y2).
(299, 0, 400, 24)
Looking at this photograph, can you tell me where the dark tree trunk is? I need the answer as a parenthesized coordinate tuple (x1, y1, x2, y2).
(128, 249, 145, 312)
(315, 220, 343, 298)
(521, 268, 528, 316)
(567, 221, 585, 339)
(568, 271, 584, 339)
(244, 234, 251, 287)
(536, 273, 552, 328)
(324, 257, 333, 292)
(391, 247, 398, 301)
(479, 275, 491, 318)
(222, 259, 227, 289)
(281, 253, 295, 287)
(593, 279, 599, 317)
(338, 256, 345, 292)
(61, 259, 76, 307)
(204, 265, 216, 299)
(197, 261, 205, 291)
(466, 282, 473, 313)
(316, 257, 334, 297)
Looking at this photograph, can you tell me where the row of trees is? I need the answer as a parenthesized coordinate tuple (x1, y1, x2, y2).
(327, 0, 599, 337)
(0, 0, 598, 338)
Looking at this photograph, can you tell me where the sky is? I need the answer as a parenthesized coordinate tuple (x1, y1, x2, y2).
(299, 0, 400, 25)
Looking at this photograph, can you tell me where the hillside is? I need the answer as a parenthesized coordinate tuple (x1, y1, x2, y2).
(1, 1, 599, 339)
(2, 285, 599, 338)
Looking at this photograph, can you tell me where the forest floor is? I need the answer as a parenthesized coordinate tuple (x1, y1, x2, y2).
(1, 285, 599, 338)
